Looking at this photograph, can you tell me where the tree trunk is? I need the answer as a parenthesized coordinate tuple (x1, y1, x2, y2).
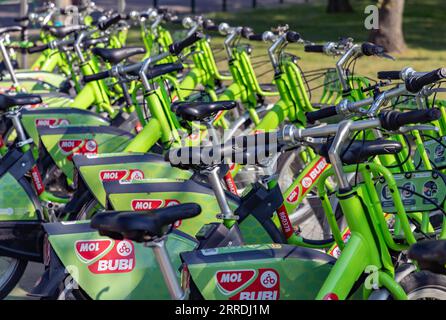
(369, 0, 407, 53)
(327, 0, 353, 13)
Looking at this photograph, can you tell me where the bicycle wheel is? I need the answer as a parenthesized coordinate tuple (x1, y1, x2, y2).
(399, 271, 446, 300)
(0, 256, 27, 299)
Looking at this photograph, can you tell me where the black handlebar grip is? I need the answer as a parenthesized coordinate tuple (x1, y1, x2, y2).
(361, 42, 385, 56)
(304, 45, 325, 53)
(83, 36, 109, 48)
(83, 70, 111, 83)
(35, 5, 50, 14)
(379, 108, 441, 131)
(169, 32, 203, 56)
(247, 33, 264, 41)
(202, 19, 219, 31)
(157, 8, 169, 14)
(165, 14, 179, 23)
(171, 18, 183, 25)
(377, 71, 401, 80)
(146, 63, 184, 80)
(306, 106, 337, 123)
(286, 31, 301, 43)
(240, 26, 254, 39)
(98, 13, 123, 31)
(14, 16, 29, 22)
(405, 68, 446, 93)
(27, 43, 50, 54)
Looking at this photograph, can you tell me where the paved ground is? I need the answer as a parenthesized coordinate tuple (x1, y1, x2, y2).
(6, 263, 43, 300)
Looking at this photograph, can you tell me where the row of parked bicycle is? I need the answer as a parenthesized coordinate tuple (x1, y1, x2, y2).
(0, 1, 445, 300)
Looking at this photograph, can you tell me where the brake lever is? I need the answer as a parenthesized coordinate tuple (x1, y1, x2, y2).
(397, 125, 439, 134)
(179, 49, 204, 62)
(378, 52, 395, 61)
(421, 87, 446, 97)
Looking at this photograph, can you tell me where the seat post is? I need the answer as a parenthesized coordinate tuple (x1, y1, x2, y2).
(148, 239, 186, 300)
(0, 37, 19, 88)
(206, 166, 238, 220)
(7, 109, 28, 145)
(204, 118, 221, 145)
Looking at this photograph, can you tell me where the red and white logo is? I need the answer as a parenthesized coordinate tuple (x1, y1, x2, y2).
(88, 240, 135, 274)
(299, 157, 329, 195)
(35, 118, 70, 127)
(99, 169, 145, 182)
(30, 165, 45, 195)
(277, 205, 294, 238)
(75, 239, 113, 263)
(128, 169, 144, 180)
(58, 139, 98, 160)
(216, 270, 256, 294)
(229, 269, 280, 300)
(85, 140, 97, 152)
(286, 185, 300, 204)
(116, 240, 133, 257)
(100, 170, 128, 182)
(301, 177, 313, 189)
(328, 229, 351, 258)
(131, 199, 180, 211)
(59, 139, 82, 154)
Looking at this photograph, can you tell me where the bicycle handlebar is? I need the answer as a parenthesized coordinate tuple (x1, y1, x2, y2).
(83, 70, 111, 83)
(97, 13, 123, 31)
(405, 68, 446, 93)
(168, 31, 203, 56)
(379, 108, 442, 131)
(14, 16, 29, 22)
(202, 19, 219, 31)
(285, 31, 301, 43)
(288, 108, 441, 142)
(377, 70, 401, 80)
(361, 42, 385, 56)
(304, 44, 325, 53)
(305, 106, 337, 123)
(247, 33, 263, 41)
(27, 43, 49, 54)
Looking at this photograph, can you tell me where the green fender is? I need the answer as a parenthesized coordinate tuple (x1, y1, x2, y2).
(45, 222, 197, 300)
(22, 108, 110, 149)
(72, 153, 193, 208)
(38, 126, 133, 182)
(182, 244, 335, 300)
(0, 149, 40, 221)
(103, 178, 277, 244)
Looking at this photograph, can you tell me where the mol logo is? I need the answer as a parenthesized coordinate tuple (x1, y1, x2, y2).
(59, 139, 98, 160)
(75, 240, 136, 274)
(35, 118, 70, 127)
(286, 185, 300, 204)
(216, 270, 256, 294)
(75, 239, 113, 263)
(59, 139, 82, 154)
(131, 199, 180, 211)
(100, 170, 128, 181)
(89, 240, 135, 274)
(229, 269, 280, 300)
